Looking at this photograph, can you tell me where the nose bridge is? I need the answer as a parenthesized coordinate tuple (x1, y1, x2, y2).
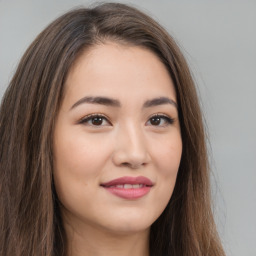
(124, 121, 145, 151)
(113, 120, 149, 167)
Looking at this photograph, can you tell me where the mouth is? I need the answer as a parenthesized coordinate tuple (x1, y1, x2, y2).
(100, 176, 153, 199)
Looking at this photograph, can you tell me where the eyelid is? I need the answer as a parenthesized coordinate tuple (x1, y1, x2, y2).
(78, 113, 112, 126)
(146, 113, 175, 126)
(148, 113, 173, 119)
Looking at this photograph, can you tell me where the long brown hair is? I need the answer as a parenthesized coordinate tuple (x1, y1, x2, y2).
(0, 3, 225, 256)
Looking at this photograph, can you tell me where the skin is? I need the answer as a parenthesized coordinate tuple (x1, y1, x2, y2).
(53, 42, 182, 256)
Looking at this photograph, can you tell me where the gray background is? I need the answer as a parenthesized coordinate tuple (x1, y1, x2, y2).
(0, 0, 255, 255)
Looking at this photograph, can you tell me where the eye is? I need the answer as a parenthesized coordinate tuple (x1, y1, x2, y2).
(146, 114, 174, 127)
(79, 114, 111, 126)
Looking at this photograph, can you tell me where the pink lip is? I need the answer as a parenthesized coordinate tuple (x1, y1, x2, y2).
(101, 176, 153, 199)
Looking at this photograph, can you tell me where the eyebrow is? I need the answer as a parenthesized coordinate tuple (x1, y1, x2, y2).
(70, 96, 177, 110)
(70, 96, 121, 110)
(143, 97, 178, 109)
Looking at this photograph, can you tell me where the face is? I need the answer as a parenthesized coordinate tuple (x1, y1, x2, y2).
(53, 42, 182, 236)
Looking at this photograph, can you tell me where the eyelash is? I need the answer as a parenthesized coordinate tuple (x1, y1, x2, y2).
(78, 113, 175, 127)
(78, 114, 111, 126)
(146, 114, 175, 126)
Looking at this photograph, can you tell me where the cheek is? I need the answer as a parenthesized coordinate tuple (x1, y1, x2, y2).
(150, 132, 182, 208)
(54, 131, 111, 179)
(53, 132, 111, 205)
(151, 132, 182, 177)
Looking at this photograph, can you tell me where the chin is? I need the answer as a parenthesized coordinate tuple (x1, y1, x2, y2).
(97, 211, 156, 235)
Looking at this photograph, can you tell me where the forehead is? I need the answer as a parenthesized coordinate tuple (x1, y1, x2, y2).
(64, 42, 176, 106)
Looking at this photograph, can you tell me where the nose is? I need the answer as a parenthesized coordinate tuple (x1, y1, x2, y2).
(112, 123, 151, 169)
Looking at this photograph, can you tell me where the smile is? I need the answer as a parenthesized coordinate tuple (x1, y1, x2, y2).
(107, 184, 145, 189)
(101, 176, 154, 199)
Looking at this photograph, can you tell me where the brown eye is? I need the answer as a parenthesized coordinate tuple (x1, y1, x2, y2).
(150, 116, 161, 126)
(91, 116, 104, 126)
(79, 114, 111, 126)
(147, 115, 174, 127)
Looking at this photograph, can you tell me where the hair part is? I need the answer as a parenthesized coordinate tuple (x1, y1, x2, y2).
(0, 3, 225, 256)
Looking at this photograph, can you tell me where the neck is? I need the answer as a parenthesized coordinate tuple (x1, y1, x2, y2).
(64, 219, 150, 256)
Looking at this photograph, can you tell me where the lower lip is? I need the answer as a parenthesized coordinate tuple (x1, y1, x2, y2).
(102, 186, 152, 199)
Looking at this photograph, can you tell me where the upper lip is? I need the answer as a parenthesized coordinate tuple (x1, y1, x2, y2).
(101, 176, 154, 187)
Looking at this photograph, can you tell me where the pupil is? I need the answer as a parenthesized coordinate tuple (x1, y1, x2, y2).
(92, 117, 103, 125)
(151, 117, 160, 125)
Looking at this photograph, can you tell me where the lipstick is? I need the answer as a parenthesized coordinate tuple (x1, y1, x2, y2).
(101, 176, 153, 199)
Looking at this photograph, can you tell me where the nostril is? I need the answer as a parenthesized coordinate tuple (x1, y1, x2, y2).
(121, 162, 144, 169)
(112, 144, 150, 168)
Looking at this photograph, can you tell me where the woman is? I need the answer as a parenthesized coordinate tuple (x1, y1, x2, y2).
(0, 3, 226, 256)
